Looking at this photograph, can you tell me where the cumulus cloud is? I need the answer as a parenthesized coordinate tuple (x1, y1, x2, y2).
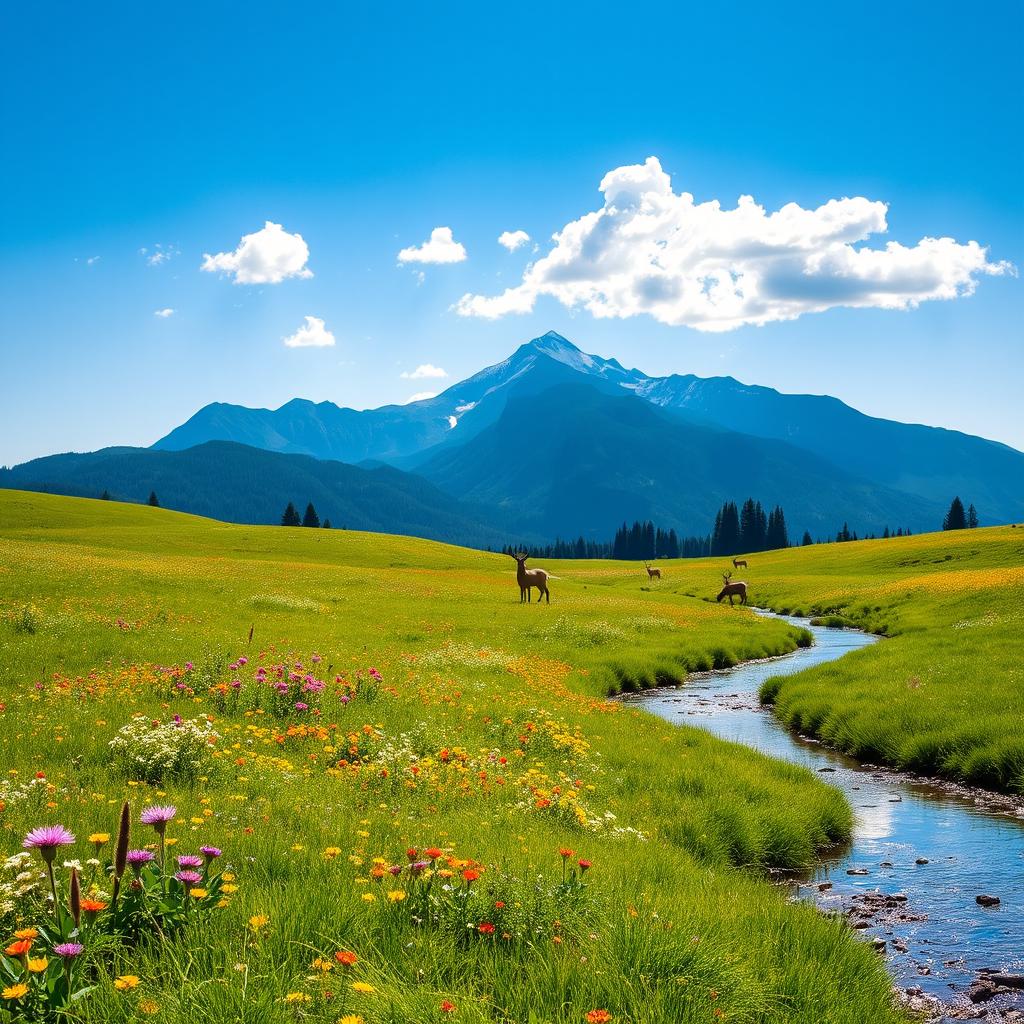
(498, 229, 531, 252)
(154, 308, 175, 318)
(405, 391, 438, 403)
(282, 315, 335, 348)
(202, 221, 313, 284)
(398, 226, 467, 264)
(400, 363, 448, 380)
(456, 157, 1012, 331)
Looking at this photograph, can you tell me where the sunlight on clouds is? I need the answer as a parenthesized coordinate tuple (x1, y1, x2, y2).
(282, 315, 335, 348)
(498, 229, 531, 251)
(153, 308, 175, 318)
(456, 157, 1012, 331)
(202, 221, 313, 284)
(400, 364, 448, 379)
(398, 226, 467, 264)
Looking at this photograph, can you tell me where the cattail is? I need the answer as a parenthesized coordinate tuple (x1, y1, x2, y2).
(112, 800, 130, 905)
(248, 623, 254, 644)
(69, 867, 81, 927)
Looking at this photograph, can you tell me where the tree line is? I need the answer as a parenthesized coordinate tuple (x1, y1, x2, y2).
(281, 501, 334, 529)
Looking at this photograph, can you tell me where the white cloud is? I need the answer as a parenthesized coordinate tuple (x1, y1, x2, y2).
(456, 157, 1012, 332)
(498, 229, 531, 252)
(282, 315, 335, 348)
(86, 256, 100, 265)
(405, 391, 438, 403)
(154, 308, 175, 318)
(400, 363, 448, 380)
(141, 244, 180, 266)
(202, 221, 313, 284)
(398, 226, 467, 264)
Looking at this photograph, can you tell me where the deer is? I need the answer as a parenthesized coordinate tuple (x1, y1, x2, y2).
(732, 557, 748, 569)
(509, 551, 551, 604)
(717, 571, 748, 606)
(644, 561, 661, 580)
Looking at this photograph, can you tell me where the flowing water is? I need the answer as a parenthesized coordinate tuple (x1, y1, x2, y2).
(626, 613, 1024, 1011)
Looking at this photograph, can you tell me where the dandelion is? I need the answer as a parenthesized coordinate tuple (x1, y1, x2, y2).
(27, 958, 48, 973)
(285, 992, 311, 1003)
(249, 914, 269, 932)
(2, 984, 29, 1001)
(361, 892, 375, 902)
(13, 929, 37, 941)
(89, 833, 110, 849)
(114, 975, 141, 990)
(189, 887, 208, 899)
(386, 889, 406, 902)
(338, 1016, 365, 1024)
(351, 981, 376, 994)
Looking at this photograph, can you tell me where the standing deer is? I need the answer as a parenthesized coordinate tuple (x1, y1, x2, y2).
(509, 551, 551, 604)
(717, 571, 748, 605)
(644, 561, 662, 580)
(733, 557, 748, 569)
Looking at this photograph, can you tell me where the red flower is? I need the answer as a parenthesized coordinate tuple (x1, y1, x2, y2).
(425, 847, 444, 860)
(477, 922, 496, 934)
(334, 950, 358, 966)
(462, 868, 480, 883)
(586, 1012, 613, 1024)
(559, 848, 574, 859)
(406, 847, 418, 860)
(440, 1000, 456, 1013)
(578, 859, 592, 871)
(494, 900, 505, 909)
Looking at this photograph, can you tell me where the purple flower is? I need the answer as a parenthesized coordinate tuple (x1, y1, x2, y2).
(200, 846, 222, 861)
(388, 864, 403, 876)
(140, 805, 177, 832)
(175, 870, 202, 885)
(185, 661, 194, 671)
(126, 849, 155, 874)
(53, 942, 84, 959)
(23, 825, 76, 863)
(176, 855, 203, 869)
(294, 702, 309, 712)
(410, 860, 431, 874)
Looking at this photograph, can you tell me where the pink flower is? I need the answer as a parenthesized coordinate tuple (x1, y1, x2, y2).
(53, 942, 84, 959)
(23, 825, 75, 863)
(177, 855, 203, 869)
(140, 805, 177, 832)
(175, 870, 202, 885)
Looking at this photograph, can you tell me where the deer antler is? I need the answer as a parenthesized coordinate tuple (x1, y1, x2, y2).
(723, 571, 732, 581)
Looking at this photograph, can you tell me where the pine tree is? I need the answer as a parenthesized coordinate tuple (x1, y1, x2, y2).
(801, 530, 813, 546)
(967, 504, 979, 529)
(943, 496, 967, 531)
(147, 491, 159, 507)
(322, 519, 332, 529)
(101, 490, 111, 500)
(765, 505, 789, 549)
(281, 502, 301, 526)
(302, 503, 321, 528)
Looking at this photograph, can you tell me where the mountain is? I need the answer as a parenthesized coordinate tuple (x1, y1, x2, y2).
(416, 380, 943, 540)
(151, 331, 1024, 526)
(0, 441, 511, 547)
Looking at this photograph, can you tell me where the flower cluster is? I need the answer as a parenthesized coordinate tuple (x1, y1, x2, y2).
(108, 715, 219, 784)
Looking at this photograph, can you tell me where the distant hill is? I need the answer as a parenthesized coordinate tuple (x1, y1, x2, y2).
(416, 380, 943, 540)
(151, 331, 1024, 527)
(0, 441, 511, 548)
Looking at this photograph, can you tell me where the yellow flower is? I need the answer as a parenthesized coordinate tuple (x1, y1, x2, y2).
(2, 984, 29, 1000)
(361, 892, 376, 902)
(222, 883, 238, 894)
(27, 958, 48, 973)
(138, 998, 160, 1015)
(323, 847, 342, 859)
(386, 890, 406, 903)
(249, 914, 270, 931)
(338, 1016, 365, 1024)
(285, 992, 311, 1003)
(351, 981, 376, 994)
(89, 833, 110, 846)
(222, 872, 236, 882)
(13, 928, 37, 941)
(188, 888, 208, 899)
(114, 975, 141, 991)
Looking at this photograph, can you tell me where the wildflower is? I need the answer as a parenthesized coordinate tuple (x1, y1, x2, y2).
(53, 942, 84, 959)
(338, 1016, 365, 1024)
(351, 981, 376, 994)
(335, 950, 358, 966)
(23, 824, 76, 863)
(189, 887, 208, 899)
(140, 804, 176, 832)
(27, 957, 48, 973)
(13, 929, 37, 941)
(323, 847, 342, 859)
(114, 975, 141, 990)
(177, 854, 203, 869)
(285, 992, 311, 1003)
(424, 846, 444, 860)
(2, 984, 29, 1001)
(462, 868, 480, 883)
(249, 914, 269, 931)
(578, 859, 592, 871)
(89, 833, 110, 849)
(81, 898, 107, 913)
(586, 1012, 613, 1024)
(200, 845, 222, 863)
(440, 1001, 456, 1013)
(386, 889, 406, 903)
(559, 848, 575, 859)
(478, 922, 496, 934)
(361, 892, 375, 902)
(126, 849, 155, 874)
(139, 999, 160, 1014)
(4, 939, 32, 958)
(222, 883, 238, 894)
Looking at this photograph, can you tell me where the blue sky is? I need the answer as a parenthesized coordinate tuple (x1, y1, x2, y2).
(2, 0, 1021, 466)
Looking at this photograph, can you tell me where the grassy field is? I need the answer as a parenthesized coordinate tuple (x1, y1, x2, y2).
(0, 489, 913, 1024)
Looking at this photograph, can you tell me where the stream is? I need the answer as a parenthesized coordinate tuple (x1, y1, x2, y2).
(626, 612, 1024, 1015)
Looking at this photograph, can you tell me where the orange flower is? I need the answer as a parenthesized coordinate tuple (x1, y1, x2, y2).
(334, 950, 358, 966)
(4, 940, 31, 958)
(586, 1012, 613, 1024)
(12, 929, 37, 942)
(462, 868, 480, 883)
(81, 898, 107, 913)
(440, 1000, 456, 1013)
(424, 847, 444, 860)
(559, 848, 575, 859)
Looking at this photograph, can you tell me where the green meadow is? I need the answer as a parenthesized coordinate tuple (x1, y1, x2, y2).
(3, 489, 1019, 1023)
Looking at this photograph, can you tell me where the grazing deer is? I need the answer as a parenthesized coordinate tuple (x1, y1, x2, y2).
(733, 557, 748, 569)
(509, 551, 551, 604)
(644, 561, 662, 580)
(717, 571, 748, 606)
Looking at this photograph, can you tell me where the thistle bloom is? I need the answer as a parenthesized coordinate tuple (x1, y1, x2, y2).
(23, 825, 76, 863)
(175, 870, 202, 885)
(126, 849, 155, 875)
(176, 855, 203, 869)
(53, 943, 84, 959)
(140, 805, 177, 831)
(199, 845, 222, 862)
